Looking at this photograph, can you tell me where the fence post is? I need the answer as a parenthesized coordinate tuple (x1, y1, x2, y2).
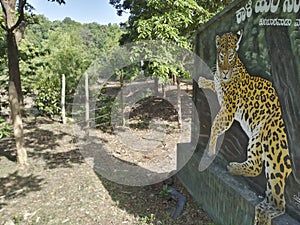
(61, 74, 66, 124)
(162, 79, 166, 98)
(120, 70, 125, 127)
(85, 72, 89, 137)
(154, 77, 159, 96)
(176, 77, 182, 128)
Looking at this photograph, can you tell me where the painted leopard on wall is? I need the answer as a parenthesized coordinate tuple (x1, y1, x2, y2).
(198, 31, 292, 225)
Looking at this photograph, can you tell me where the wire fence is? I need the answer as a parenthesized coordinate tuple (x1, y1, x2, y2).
(0, 74, 193, 141)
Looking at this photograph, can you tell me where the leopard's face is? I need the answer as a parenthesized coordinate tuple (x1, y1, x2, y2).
(216, 32, 242, 82)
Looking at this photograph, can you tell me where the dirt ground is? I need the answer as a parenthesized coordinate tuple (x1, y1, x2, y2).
(0, 87, 215, 225)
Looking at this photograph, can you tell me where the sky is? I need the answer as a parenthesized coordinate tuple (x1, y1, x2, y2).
(29, 0, 129, 24)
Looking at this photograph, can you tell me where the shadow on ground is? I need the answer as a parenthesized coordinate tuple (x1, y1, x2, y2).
(0, 117, 85, 170)
(0, 171, 44, 210)
(83, 137, 211, 225)
(0, 117, 88, 215)
(75, 85, 212, 224)
(0, 86, 212, 224)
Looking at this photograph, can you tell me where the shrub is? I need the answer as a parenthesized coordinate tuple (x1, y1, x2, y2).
(35, 78, 61, 117)
(95, 87, 116, 132)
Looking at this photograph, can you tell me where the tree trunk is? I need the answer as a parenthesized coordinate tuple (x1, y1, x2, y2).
(7, 30, 27, 166)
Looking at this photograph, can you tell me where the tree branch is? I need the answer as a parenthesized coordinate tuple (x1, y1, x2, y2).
(0, 0, 8, 15)
(10, 0, 26, 32)
(0, 0, 8, 30)
(48, 0, 65, 4)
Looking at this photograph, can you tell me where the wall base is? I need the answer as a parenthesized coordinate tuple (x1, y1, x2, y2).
(176, 143, 300, 225)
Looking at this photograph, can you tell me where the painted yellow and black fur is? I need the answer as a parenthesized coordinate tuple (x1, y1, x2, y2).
(198, 31, 292, 225)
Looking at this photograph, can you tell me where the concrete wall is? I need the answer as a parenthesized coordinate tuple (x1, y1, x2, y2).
(176, 143, 300, 225)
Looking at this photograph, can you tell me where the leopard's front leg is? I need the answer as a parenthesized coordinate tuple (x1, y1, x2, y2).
(208, 107, 235, 156)
(198, 76, 216, 92)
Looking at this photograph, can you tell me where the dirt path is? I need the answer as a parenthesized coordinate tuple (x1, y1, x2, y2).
(0, 117, 213, 225)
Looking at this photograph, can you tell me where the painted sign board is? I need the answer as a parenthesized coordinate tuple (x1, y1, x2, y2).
(194, 0, 300, 222)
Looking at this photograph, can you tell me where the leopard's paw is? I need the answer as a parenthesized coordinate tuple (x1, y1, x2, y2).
(227, 162, 242, 175)
(207, 150, 215, 157)
(207, 140, 216, 157)
(198, 77, 208, 89)
(254, 199, 284, 225)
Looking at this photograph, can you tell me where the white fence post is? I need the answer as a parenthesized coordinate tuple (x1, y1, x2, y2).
(61, 74, 66, 124)
(85, 72, 89, 137)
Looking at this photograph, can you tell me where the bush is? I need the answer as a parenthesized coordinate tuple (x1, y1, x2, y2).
(35, 78, 61, 117)
(95, 87, 116, 132)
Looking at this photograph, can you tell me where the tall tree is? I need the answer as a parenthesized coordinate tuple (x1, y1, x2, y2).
(109, 0, 234, 80)
(0, 0, 65, 166)
(110, 0, 233, 44)
(110, 0, 233, 127)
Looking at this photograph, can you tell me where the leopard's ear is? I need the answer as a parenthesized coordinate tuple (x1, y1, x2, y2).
(216, 35, 221, 48)
(236, 30, 243, 51)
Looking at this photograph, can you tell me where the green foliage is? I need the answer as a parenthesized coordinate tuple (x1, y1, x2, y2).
(110, 0, 234, 82)
(19, 38, 48, 94)
(43, 28, 88, 95)
(111, 0, 206, 81)
(135, 0, 211, 46)
(0, 0, 235, 120)
(13, 15, 123, 117)
(0, 116, 11, 139)
(95, 87, 116, 132)
(159, 184, 172, 199)
(140, 213, 156, 224)
(110, 0, 233, 17)
(80, 22, 124, 59)
(34, 77, 61, 117)
(0, 23, 8, 89)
